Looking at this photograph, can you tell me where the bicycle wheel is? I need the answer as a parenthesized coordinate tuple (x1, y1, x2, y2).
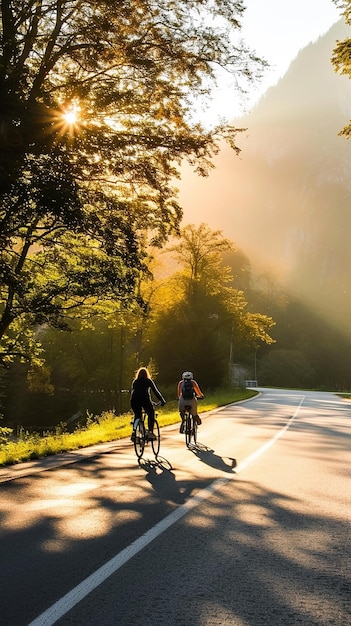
(151, 418, 160, 457)
(192, 418, 198, 445)
(185, 412, 191, 447)
(134, 420, 145, 459)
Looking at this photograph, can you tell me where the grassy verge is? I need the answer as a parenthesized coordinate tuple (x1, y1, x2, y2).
(0, 387, 257, 467)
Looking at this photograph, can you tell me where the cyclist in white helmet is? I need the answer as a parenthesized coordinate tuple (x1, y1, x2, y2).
(177, 371, 204, 433)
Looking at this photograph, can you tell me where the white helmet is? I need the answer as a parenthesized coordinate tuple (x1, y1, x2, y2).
(182, 371, 193, 380)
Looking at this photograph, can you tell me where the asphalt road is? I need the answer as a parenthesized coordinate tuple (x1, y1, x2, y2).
(0, 388, 350, 625)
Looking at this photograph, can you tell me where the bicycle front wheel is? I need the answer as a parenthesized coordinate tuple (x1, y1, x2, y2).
(151, 419, 160, 457)
(134, 420, 145, 459)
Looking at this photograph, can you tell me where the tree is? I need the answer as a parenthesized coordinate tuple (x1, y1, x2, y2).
(166, 222, 234, 296)
(0, 0, 266, 366)
(147, 224, 275, 386)
(331, 0, 351, 137)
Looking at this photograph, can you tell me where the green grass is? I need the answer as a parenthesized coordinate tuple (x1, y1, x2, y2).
(0, 387, 257, 467)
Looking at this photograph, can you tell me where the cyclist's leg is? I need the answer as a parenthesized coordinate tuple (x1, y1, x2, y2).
(130, 403, 142, 440)
(145, 401, 155, 438)
(190, 398, 201, 424)
(178, 397, 186, 432)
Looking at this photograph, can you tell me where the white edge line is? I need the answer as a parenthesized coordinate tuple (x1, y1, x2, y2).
(28, 477, 227, 626)
(28, 394, 305, 626)
(235, 395, 305, 473)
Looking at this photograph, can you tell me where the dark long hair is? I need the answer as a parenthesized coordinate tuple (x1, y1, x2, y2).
(135, 367, 150, 380)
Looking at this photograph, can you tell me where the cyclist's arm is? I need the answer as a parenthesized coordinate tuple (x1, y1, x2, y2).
(177, 381, 182, 398)
(193, 381, 204, 398)
(149, 379, 166, 404)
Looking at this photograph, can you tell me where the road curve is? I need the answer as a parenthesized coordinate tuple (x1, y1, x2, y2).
(0, 388, 350, 625)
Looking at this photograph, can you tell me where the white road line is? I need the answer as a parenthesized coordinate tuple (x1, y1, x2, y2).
(235, 394, 305, 473)
(27, 478, 228, 626)
(28, 395, 305, 626)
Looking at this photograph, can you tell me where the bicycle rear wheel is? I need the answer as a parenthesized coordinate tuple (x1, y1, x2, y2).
(185, 412, 191, 447)
(151, 419, 160, 457)
(185, 414, 197, 447)
(192, 419, 198, 445)
(134, 420, 145, 459)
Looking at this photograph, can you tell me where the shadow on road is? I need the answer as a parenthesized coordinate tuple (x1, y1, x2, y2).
(189, 442, 237, 473)
(138, 456, 194, 504)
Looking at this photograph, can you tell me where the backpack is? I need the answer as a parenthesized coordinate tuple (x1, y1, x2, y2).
(181, 378, 194, 400)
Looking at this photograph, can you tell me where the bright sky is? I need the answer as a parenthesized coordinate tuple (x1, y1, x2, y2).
(199, 0, 342, 124)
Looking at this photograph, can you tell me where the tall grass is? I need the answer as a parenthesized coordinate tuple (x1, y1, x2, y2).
(0, 388, 257, 467)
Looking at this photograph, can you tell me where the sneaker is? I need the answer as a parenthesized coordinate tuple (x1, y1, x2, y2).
(147, 431, 156, 440)
(179, 422, 185, 434)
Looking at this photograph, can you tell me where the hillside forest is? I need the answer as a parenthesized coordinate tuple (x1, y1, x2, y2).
(1, 1, 351, 431)
(178, 16, 351, 396)
(3, 220, 351, 431)
(2, 223, 278, 429)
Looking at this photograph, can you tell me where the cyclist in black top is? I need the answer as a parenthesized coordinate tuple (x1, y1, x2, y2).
(130, 367, 166, 441)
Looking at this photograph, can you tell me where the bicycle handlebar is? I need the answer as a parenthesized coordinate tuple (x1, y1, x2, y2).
(176, 395, 204, 400)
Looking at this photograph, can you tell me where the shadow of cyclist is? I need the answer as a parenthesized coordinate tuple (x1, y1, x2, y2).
(139, 457, 194, 504)
(190, 443, 237, 473)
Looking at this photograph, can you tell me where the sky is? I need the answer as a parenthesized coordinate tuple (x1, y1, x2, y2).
(199, 0, 342, 125)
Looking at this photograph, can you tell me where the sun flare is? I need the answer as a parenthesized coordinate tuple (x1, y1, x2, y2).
(63, 109, 78, 125)
(62, 103, 80, 126)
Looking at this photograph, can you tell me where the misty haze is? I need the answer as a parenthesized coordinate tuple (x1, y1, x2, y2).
(179, 20, 351, 340)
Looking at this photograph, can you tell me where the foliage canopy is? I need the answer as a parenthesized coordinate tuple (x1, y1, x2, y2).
(332, 0, 351, 137)
(0, 0, 266, 365)
(147, 224, 275, 386)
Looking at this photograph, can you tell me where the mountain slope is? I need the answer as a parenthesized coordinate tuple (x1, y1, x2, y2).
(178, 19, 351, 331)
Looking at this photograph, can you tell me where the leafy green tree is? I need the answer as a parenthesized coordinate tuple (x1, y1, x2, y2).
(2, 309, 140, 427)
(146, 224, 275, 387)
(332, 0, 351, 137)
(166, 223, 234, 294)
(40, 316, 137, 416)
(0, 0, 266, 366)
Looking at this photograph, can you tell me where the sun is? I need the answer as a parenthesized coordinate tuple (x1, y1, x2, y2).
(51, 100, 83, 141)
(62, 102, 80, 126)
(63, 109, 78, 125)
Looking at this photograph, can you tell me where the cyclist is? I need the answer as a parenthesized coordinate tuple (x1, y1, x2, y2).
(130, 367, 166, 441)
(177, 371, 204, 433)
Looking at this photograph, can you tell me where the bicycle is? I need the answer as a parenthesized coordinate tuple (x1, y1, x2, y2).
(132, 402, 161, 460)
